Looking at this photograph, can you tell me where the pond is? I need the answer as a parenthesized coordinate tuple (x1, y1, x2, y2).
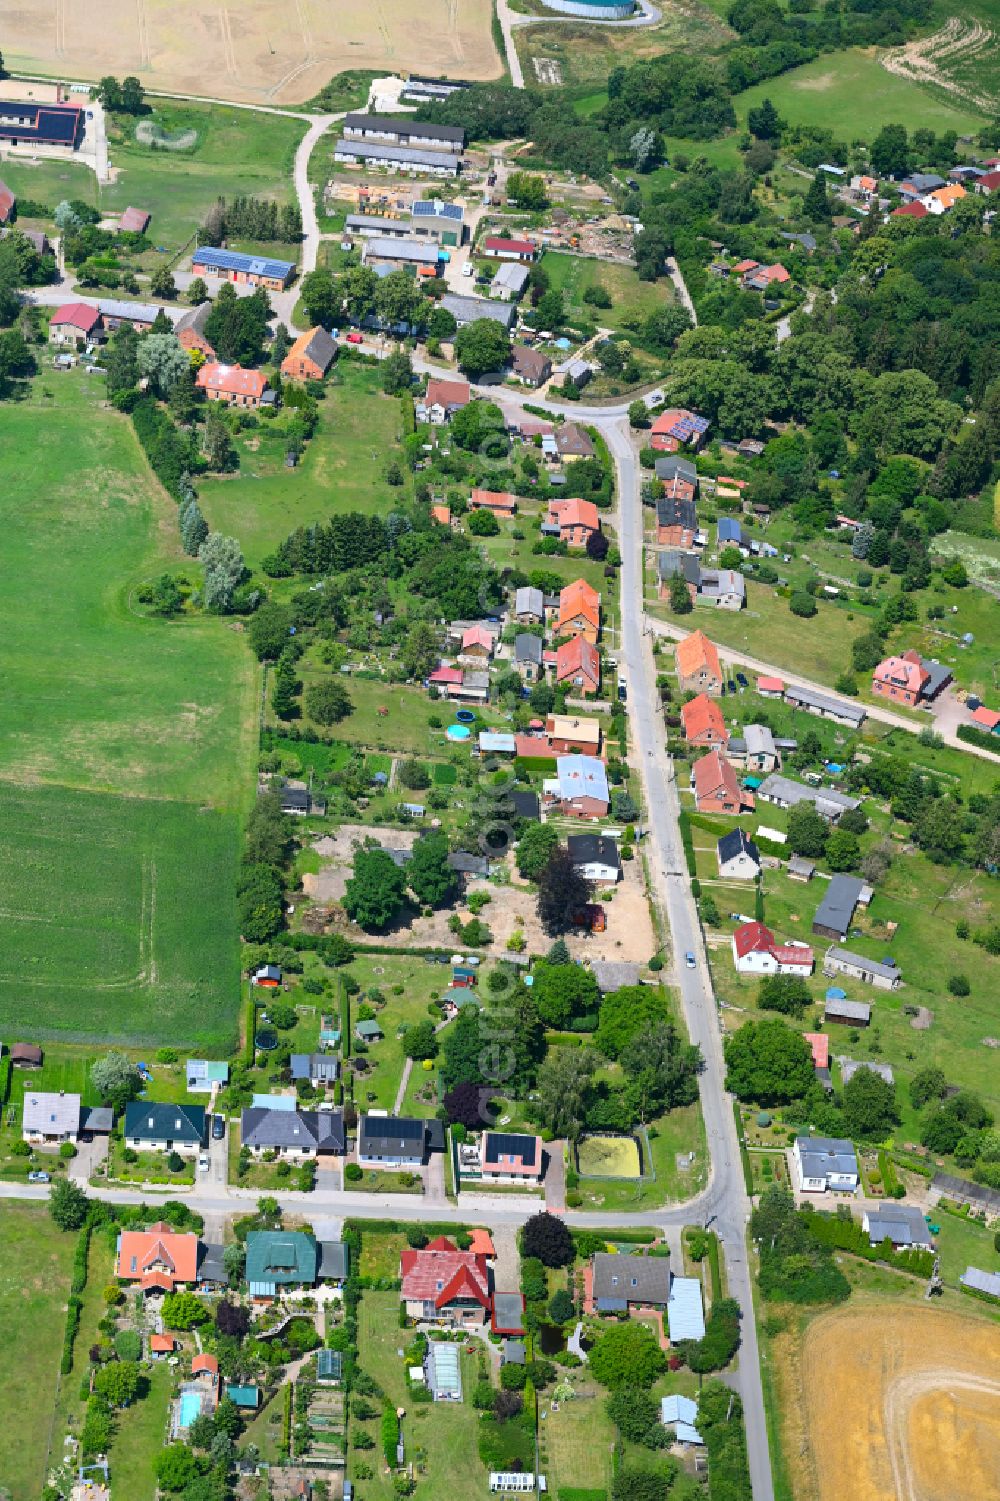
(537, 1323, 566, 1356)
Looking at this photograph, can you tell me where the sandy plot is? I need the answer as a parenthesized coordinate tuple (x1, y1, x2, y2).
(798, 1304, 1000, 1501)
(0, 0, 502, 105)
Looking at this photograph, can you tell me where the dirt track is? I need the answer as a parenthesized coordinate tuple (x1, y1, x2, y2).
(0, 0, 503, 105)
(797, 1303, 1000, 1501)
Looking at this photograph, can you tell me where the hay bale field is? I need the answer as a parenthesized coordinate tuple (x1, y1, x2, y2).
(0, 0, 501, 105)
(791, 1304, 1000, 1501)
(577, 1135, 641, 1178)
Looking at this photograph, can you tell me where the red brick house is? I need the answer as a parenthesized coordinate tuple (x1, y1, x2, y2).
(546, 497, 600, 549)
(680, 693, 728, 747)
(557, 579, 600, 643)
(196, 362, 269, 409)
(281, 325, 337, 381)
(470, 488, 517, 517)
(400, 1238, 491, 1324)
(872, 654, 929, 707)
(555, 635, 600, 697)
(692, 748, 753, 814)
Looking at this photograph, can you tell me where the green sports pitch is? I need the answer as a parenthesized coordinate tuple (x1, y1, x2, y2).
(0, 783, 241, 1049)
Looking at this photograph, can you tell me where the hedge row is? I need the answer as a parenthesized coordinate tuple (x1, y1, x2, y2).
(805, 1211, 934, 1277)
(957, 724, 1000, 754)
(381, 1402, 399, 1467)
(733, 1101, 754, 1196)
(60, 1225, 92, 1373)
(678, 810, 697, 879)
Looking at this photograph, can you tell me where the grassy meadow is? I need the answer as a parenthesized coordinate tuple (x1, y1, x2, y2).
(0, 372, 250, 1047)
(735, 50, 987, 138)
(0, 1205, 76, 1501)
(199, 361, 411, 566)
(539, 250, 675, 333)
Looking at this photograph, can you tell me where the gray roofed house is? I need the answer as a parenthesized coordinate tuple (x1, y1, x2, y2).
(492, 1291, 526, 1333)
(197, 1243, 228, 1285)
(290, 1053, 341, 1085)
(491, 261, 530, 300)
(654, 456, 698, 487)
(658, 551, 701, 586)
(960, 1266, 1000, 1299)
(240, 1107, 345, 1155)
(590, 960, 641, 993)
(813, 875, 866, 939)
(757, 774, 860, 821)
(779, 230, 818, 251)
(502, 1339, 526, 1365)
(698, 568, 745, 610)
(717, 827, 760, 880)
(362, 236, 440, 267)
(318, 1240, 350, 1281)
(900, 172, 946, 196)
(345, 213, 413, 236)
(98, 298, 163, 327)
(441, 294, 516, 329)
(358, 1113, 433, 1165)
(793, 1134, 859, 1191)
(743, 723, 777, 770)
(515, 633, 544, 668)
(567, 832, 620, 882)
(783, 683, 867, 728)
(824, 995, 871, 1025)
(448, 851, 492, 877)
(514, 585, 544, 621)
(79, 1106, 113, 1135)
(510, 789, 540, 821)
(823, 947, 901, 990)
(342, 112, 466, 146)
(863, 1206, 932, 1248)
(333, 138, 461, 175)
(656, 495, 698, 534)
(788, 855, 815, 880)
(932, 1173, 1000, 1214)
(839, 1059, 894, 1086)
(124, 1102, 205, 1151)
(23, 1091, 81, 1142)
(592, 1252, 671, 1310)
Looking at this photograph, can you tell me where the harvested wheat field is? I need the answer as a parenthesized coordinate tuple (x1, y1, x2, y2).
(0, 0, 501, 104)
(796, 1303, 1000, 1501)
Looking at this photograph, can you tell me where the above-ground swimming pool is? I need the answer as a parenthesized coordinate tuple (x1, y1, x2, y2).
(178, 1392, 203, 1428)
(446, 724, 471, 742)
(455, 709, 477, 724)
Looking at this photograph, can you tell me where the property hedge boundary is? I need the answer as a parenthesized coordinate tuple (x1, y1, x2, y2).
(957, 724, 1000, 755)
(733, 1101, 754, 1196)
(61, 1225, 92, 1374)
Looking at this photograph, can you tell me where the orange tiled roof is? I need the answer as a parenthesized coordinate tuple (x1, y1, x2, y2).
(676, 630, 721, 683)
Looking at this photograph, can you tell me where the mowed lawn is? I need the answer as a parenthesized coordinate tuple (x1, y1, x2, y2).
(736, 50, 986, 138)
(0, 783, 241, 1047)
(0, 1205, 76, 1501)
(0, 375, 256, 804)
(199, 362, 410, 566)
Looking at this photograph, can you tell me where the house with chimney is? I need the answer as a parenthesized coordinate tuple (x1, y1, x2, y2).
(680, 693, 728, 747)
(400, 1237, 492, 1325)
(691, 748, 754, 814)
(556, 579, 600, 643)
(555, 635, 600, 697)
(545, 497, 600, 549)
(676, 631, 723, 694)
(731, 921, 814, 976)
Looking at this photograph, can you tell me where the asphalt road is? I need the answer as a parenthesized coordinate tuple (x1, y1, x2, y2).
(603, 419, 775, 1501)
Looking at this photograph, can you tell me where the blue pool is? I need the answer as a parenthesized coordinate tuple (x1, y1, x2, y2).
(446, 723, 471, 742)
(178, 1392, 202, 1428)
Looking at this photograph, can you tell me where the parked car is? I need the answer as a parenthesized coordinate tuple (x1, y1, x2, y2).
(212, 1115, 225, 1140)
(346, 332, 363, 345)
(685, 952, 697, 969)
(198, 1154, 210, 1172)
(28, 1171, 50, 1183)
(736, 672, 749, 688)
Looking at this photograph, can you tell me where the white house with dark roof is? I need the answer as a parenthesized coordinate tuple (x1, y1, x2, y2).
(793, 1135, 858, 1193)
(717, 828, 761, 880)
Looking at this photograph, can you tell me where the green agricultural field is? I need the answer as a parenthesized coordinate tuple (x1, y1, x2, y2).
(100, 101, 306, 265)
(199, 363, 410, 566)
(0, 375, 256, 804)
(735, 50, 986, 140)
(0, 783, 241, 1047)
(540, 251, 675, 333)
(0, 1205, 76, 1501)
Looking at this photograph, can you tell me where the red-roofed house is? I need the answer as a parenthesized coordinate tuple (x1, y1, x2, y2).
(650, 408, 709, 454)
(429, 665, 463, 689)
(546, 497, 601, 549)
(460, 625, 494, 660)
(692, 749, 753, 814)
(0, 180, 15, 224)
(419, 377, 470, 424)
(744, 263, 790, 291)
(974, 170, 1000, 195)
(757, 676, 784, 697)
(470, 488, 517, 516)
(891, 201, 928, 219)
(400, 1240, 491, 1324)
(482, 236, 536, 261)
(732, 922, 813, 976)
(872, 654, 929, 707)
(468, 1229, 495, 1258)
(804, 1032, 830, 1069)
(196, 362, 269, 408)
(555, 635, 600, 697)
(971, 706, 1000, 733)
(732, 259, 759, 275)
(150, 1333, 176, 1357)
(676, 630, 723, 695)
(49, 302, 101, 344)
(116, 1223, 200, 1292)
(432, 503, 451, 526)
(557, 579, 601, 643)
(681, 693, 728, 747)
(119, 206, 151, 233)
